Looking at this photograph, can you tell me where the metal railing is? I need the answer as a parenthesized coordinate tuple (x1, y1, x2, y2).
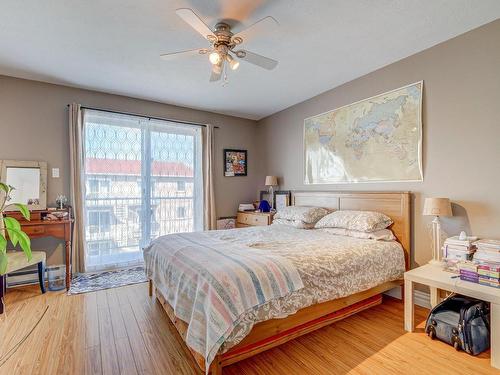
(84, 195, 194, 268)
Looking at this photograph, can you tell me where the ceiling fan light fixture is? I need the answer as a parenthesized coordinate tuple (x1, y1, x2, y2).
(226, 54, 239, 70)
(209, 51, 221, 65)
(212, 60, 223, 74)
(230, 59, 240, 70)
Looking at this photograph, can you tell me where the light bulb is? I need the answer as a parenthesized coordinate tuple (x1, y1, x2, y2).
(212, 61, 222, 74)
(230, 59, 239, 70)
(209, 51, 221, 65)
(225, 54, 239, 70)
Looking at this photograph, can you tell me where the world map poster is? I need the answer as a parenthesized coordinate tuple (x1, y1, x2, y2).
(304, 81, 423, 184)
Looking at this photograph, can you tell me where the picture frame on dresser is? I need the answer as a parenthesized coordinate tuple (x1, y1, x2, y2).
(259, 190, 272, 204)
(259, 190, 291, 211)
(275, 190, 291, 211)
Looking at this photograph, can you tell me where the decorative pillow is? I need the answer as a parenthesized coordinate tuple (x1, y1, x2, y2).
(272, 218, 315, 229)
(319, 227, 396, 241)
(314, 210, 393, 232)
(274, 206, 330, 224)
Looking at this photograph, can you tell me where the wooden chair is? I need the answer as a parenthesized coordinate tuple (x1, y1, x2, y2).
(0, 251, 46, 314)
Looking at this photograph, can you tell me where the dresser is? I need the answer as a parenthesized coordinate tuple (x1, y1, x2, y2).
(236, 211, 273, 228)
(5, 209, 73, 290)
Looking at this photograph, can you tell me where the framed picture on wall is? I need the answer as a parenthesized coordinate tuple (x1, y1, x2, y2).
(224, 149, 247, 176)
(275, 191, 291, 211)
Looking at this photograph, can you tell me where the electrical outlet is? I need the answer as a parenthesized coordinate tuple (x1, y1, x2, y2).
(52, 168, 60, 178)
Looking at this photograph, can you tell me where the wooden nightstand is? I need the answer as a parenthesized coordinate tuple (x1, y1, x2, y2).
(236, 212, 273, 228)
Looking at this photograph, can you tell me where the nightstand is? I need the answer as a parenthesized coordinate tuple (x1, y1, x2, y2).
(404, 264, 500, 369)
(236, 211, 274, 228)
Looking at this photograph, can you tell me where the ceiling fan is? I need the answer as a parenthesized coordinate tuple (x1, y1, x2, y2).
(160, 8, 279, 83)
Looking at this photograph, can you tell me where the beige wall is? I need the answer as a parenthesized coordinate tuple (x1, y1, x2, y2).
(256, 20, 500, 267)
(0, 76, 259, 264)
(2, 20, 500, 268)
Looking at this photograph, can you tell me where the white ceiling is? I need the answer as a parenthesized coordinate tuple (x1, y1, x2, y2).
(1, 0, 499, 120)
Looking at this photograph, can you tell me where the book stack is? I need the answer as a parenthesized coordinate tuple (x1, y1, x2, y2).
(459, 262, 479, 283)
(478, 263, 500, 289)
(473, 239, 500, 263)
(443, 237, 477, 261)
(473, 240, 500, 288)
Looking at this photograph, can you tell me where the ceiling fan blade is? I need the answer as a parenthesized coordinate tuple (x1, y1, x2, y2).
(209, 62, 223, 82)
(160, 48, 208, 60)
(237, 50, 278, 70)
(176, 8, 216, 41)
(233, 16, 278, 42)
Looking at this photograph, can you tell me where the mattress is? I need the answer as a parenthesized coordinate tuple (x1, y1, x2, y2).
(148, 224, 405, 352)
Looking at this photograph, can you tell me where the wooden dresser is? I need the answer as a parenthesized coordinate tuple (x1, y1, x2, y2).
(5, 209, 73, 290)
(236, 211, 273, 228)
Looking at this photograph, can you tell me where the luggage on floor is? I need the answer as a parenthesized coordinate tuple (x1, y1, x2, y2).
(425, 294, 490, 355)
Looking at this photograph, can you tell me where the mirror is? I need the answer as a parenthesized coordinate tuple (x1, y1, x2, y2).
(0, 160, 47, 211)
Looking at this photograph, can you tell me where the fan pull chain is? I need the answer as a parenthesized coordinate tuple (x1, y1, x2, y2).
(222, 61, 229, 87)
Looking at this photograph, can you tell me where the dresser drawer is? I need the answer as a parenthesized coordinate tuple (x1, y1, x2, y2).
(237, 212, 270, 226)
(22, 226, 46, 236)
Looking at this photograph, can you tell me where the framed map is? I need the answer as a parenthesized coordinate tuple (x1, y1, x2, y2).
(304, 81, 423, 184)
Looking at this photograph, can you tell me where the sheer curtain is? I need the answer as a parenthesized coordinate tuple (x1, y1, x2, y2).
(81, 109, 204, 272)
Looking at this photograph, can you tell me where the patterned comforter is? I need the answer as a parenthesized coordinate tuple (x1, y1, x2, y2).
(143, 230, 303, 371)
(144, 224, 406, 368)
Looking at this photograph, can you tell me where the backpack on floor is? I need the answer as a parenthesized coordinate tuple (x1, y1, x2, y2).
(425, 294, 490, 355)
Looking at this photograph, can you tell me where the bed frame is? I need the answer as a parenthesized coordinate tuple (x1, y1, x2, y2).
(149, 191, 411, 374)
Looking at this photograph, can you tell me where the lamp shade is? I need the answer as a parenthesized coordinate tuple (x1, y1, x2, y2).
(265, 176, 278, 186)
(423, 197, 452, 216)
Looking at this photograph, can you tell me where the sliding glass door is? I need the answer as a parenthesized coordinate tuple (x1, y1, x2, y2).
(83, 110, 203, 271)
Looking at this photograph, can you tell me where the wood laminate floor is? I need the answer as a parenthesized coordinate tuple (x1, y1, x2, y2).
(0, 283, 496, 375)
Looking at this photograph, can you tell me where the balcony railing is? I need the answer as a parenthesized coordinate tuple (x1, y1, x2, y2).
(84, 195, 194, 269)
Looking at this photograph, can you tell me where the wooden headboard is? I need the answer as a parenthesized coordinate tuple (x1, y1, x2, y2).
(293, 191, 411, 270)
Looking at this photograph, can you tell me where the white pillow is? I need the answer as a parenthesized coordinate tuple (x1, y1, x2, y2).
(319, 227, 396, 241)
(272, 218, 315, 229)
(314, 210, 393, 232)
(274, 206, 330, 224)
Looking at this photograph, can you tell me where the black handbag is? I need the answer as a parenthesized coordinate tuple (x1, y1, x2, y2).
(425, 294, 490, 355)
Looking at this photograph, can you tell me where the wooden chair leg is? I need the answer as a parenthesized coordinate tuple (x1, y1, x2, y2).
(148, 279, 153, 297)
(0, 274, 4, 314)
(38, 261, 46, 294)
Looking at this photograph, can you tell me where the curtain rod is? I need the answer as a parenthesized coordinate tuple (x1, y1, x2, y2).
(66, 104, 219, 129)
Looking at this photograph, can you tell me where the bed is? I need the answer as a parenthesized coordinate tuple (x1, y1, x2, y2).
(144, 191, 411, 374)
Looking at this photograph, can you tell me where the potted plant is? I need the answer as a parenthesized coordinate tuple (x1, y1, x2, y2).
(0, 182, 32, 275)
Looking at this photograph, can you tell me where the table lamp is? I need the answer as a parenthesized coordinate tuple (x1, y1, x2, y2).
(423, 197, 452, 265)
(265, 176, 278, 209)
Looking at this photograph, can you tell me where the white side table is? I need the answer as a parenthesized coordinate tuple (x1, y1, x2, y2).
(404, 264, 500, 369)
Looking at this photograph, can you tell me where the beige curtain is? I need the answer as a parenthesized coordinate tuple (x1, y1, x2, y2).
(202, 124, 216, 230)
(68, 103, 86, 274)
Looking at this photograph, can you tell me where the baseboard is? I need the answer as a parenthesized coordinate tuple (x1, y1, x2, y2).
(383, 287, 431, 309)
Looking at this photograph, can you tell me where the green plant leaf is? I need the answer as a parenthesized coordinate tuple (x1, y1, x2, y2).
(0, 252, 7, 275)
(5, 228, 32, 262)
(14, 204, 30, 221)
(0, 182, 9, 194)
(3, 217, 21, 231)
(4, 217, 21, 246)
(0, 234, 6, 252)
(16, 230, 32, 261)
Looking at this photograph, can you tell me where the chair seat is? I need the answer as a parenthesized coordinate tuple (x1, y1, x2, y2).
(6, 251, 46, 274)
